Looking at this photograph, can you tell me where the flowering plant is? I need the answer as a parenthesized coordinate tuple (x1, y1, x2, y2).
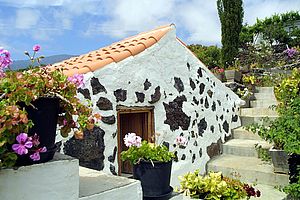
(0, 46, 100, 168)
(121, 133, 186, 164)
(177, 170, 261, 200)
(211, 67, 225, 74)
(283, 47, 298, 58)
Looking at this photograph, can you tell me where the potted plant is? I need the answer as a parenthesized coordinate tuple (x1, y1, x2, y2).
(211, 67, 226, 82)
(236, 88, 252, 108)
(224, 66, 242, 83)
(0, 46, 101, 168)
(121, 133, 186, 199)
(242, 75, 256, 94)
(177, 170, 260, 199)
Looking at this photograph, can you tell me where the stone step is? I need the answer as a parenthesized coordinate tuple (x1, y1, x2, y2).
(79, 167, 142, 200)
(240, 115, 277, 126)
(232, 127, 262, 140)
(250, 99, 278, 108)
(256, 87, 275, 94)
(240, 107, 278, 116)
(254, 93, 277, 100)
(223, 139, 271, 157)
(207, 154, 289, 186)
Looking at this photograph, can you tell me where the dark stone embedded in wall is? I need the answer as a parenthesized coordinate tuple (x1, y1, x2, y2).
(144, 79, 152, 90)
(217, 100, 221, 106)
(192, 154, 196, 163)
(193, 141, 198, 146)
(199, 148, 202, 157)
(204, 97, 209, 109)
(164, 91, 167, 98)
(114, 89, 127, 102)
(64, 126, 105, 170)
(210, 125, 215, 133)
(207, 138, 222, 159)
(181, 154, 186, 160)
(78, 88, 91, 100)
(192, 119, 197, 127)
(191, 131, 195, 138)
(112, 131, 117, 138)
(187, 62, 191, 71)
(197, 67, 203, 77)
(174, 77, 184, 93)
(193, 96, 199, 105)
(216, 116, 219, 121)
(232, 115, 238, 122)
(135, 92, 145, 103)
(108, 146, 117, 163)
(163, 95, 191, 131)
(102, 115, 116, 125)
(110, 164, 117, 175)
(174, 151, 178, 162)
(219, 124, 222, 133)
(207, 90, 213, 98)
(91, 77, 107, 95)
(96, 97, 113, 110)
(196, 80, 200, 84)
(189, 78, 196, 90)
(162, 141, 170, 150)
(200, 98, 204, 105)
(212, 101, 216, 111)
(223, 120, 229, 133)
(213, 82, 216, 87)
(199, 83, 205, 95)
(220, 115, 224, 121)
(198, 118, 207, 136)
(149, 86, 161, 104)
(226, 109, 229, 113)
(195, 112, 199, 118)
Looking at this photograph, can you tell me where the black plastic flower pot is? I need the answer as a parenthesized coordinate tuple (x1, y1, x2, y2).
(288, 153, 300, 184)
(16, 97, 60, 166)
(133, 160, 173, 199)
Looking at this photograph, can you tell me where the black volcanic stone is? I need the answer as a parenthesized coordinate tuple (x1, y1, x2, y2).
(144, 79, 152, 90)
(187, 62, 191, 70)
(64, 126, 105, 170)
(174, 77, 184, 93)
(108, 146, 117, 163)
(163, 95, 191, 131)
(135, 92, 145, 103)
(207, 90, 213, 98)
(114, 89, 127, 102)
(96, 97, 113, 110)
(174, 151, 178, 162)
(112, 131, 117, 138)
(189, 78, 196, 90)
(192, 154, 196, 163)
(207, 138, 222, 159)
(198, 118, 207, 136)
(199, 83, 205, 95)
(212, 101, 216, 111)
(193, 141, 198, 146)
(110, 164, 117, 175)
(78, 88, 91, 100)
(193, 96, 199, 105)
(199, 148, 202, 157)
(149, 86, 161, 104)
(232, 115, 238, 122)
(91, 77, 107, 95)
(191, 131, 195, 138)
(220, 115, 224, 121)
(200, 98, 204, 105)
(181, 154, 186, 160)
(223, 120, 229, 133)
(210, 125, 215, 133)
(217, 100, 221, 106)
(102, 115, 116, 124)
(197, 67, 203, 77)
(204, 97, 209, 109)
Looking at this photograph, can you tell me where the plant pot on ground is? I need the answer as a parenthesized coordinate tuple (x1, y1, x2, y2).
(269, 146, 289, 174)
(225, 70, 242, 83)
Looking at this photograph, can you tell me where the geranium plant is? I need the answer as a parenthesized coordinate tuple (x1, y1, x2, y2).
(121, 133, 187, 164)
(0, 46, 100, 168)
(177, 170, 260, 200)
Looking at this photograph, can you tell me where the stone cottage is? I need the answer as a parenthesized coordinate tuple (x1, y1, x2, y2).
(52, 24, 242, 185)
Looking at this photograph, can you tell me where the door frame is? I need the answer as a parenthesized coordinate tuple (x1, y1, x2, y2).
(117, 105, 155, 175)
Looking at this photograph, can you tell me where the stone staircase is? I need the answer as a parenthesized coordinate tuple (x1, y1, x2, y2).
(207, 87, 289, 199)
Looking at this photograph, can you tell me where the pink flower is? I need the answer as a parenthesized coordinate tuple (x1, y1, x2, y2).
(63, 119, 68, 126)
(30, 147, 47, 161)
(0, 48, 12, 69)
(31, 133, 40, 146)
(33, 44, 41, 52)
(0, 68, 5, 78)
(67, 73, 84, 88)
(124, 133, 142, 147)
(12, 133, 33, 155)
(175, 136, 187, 147)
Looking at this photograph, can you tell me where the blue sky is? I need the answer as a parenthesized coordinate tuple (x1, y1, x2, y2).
(0, 0, 299, 60)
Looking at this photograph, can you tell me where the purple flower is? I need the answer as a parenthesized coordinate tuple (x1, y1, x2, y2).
(33, 44, 41, 52)
(284, 47, 297, 58)
(30, 147, 47, 161)
(63, 119, 68, 126)
(12, 133, 33, 155)
(124, 133, 142, 147)
(67, 73, 84, 88)
(175, 136, 187, 147)
(0, 48, 12, 69)
(31, 133, 40, 146)
(0, 68, 5, 78)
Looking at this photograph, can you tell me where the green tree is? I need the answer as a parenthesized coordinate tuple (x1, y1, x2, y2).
(188, 44, 221, 68)
(217, 0, 244, 68)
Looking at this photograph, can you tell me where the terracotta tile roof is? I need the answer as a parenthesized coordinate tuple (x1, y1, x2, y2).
(51, 24, 174, 76)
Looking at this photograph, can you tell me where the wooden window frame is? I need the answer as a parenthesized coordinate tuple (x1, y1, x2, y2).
(117, 106, 155, 175)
